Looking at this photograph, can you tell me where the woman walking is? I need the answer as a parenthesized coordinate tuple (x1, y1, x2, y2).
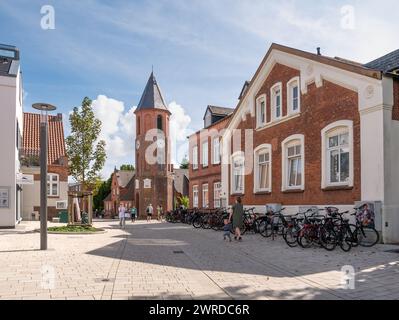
(229, 197, 244, 241)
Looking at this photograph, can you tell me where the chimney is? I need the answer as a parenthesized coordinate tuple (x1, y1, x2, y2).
(57, 113, 63, 121)
(317, 47, 321, 56)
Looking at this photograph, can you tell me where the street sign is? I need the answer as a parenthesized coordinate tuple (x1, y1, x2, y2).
(16, 173, 34, 185)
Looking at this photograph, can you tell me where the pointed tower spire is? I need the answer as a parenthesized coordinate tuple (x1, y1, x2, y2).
(135, 71, 168, 112)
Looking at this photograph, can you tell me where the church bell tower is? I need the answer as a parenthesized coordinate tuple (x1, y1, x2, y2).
(134, 72, 173, 218)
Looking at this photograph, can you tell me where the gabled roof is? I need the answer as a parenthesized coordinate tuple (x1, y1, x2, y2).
(238, 81, 250, 100)
(364, 49, 399, 74)
(22, 112, 67, 165)
(120, 176, 135, 201)
(115, 170, 135, 188)
(173, 169, 189, 195)
(135, 72, 169, 112)
(204, 105, 234, 119)
(224, 43, 388, 133)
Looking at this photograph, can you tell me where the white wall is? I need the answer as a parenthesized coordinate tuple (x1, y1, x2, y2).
(382, 110, 399, 243)
(0, 71, 21, 227)
(21, 168, 69, 220)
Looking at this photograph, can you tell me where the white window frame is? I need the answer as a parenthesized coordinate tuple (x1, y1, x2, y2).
(281, 134, 305, 191)
(321, 120, 354, 188)
(193, 185, 199, 208)
(214, 182, 222, 208)
(202, 184, 209, 208)
(271, 82, 283, 121)
(212, 137, 221, 165)
(256, 94, 267, 128)
(287, 77, 300, 115)
(202, 141, 209, 168)
(254, 144, 272, 193)
(47, 173, 59, 197)
(230, 151, 245, 195)
(192, 146, 198, 170)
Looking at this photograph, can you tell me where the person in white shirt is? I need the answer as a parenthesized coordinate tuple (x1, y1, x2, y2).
(119, 204, 126, 228)
(146, 204, 154, 222)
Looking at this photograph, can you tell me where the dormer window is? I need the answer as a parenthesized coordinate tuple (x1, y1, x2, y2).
(204, 109, 212, 128)
(271, 83, 282, 120)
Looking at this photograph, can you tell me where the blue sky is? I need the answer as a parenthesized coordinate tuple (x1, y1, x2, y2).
(1, 0, 398, 179)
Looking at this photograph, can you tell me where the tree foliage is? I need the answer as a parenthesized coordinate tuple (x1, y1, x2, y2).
(93, 176, 112, 211)
(179, 156, 189, 169)
(66, 97, 106, 190)
(120, 164, 135, 171)
(178, 196, 189, 209)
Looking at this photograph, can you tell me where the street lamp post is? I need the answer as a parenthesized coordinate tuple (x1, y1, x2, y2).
(32, 103, 57, 251)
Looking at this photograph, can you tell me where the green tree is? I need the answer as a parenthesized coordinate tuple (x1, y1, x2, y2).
(179, 156, 189, 169)
(66, 97, 107, 191)
(178, 196, 189, 209)
(93, 176, 112, 211)
(120, 164, 135, 171)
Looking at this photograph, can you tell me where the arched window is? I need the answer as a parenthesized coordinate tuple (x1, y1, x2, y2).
(254, 144, 272, 192)
(137, 116, 140, 134)
(321, 120, 354, 188)
(157, 115, 163, 131)
(231, 151, 245, 195)
(271, 82, 283, 121)
(287, 77, 300, 114)
(281, 134, 305, 191)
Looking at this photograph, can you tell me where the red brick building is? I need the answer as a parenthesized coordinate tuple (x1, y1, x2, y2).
(103, 169, 135, 217)
(21, 112, 69, 220)
(188, 106, 233, 209)
(218, 43, 399, 243)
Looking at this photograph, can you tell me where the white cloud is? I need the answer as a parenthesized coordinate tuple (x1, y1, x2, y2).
(91, 95, 136, 179)
(169, 101, 192, 165)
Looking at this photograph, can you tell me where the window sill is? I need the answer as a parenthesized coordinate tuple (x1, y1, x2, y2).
(254, 191, 272, 195)
(282, 189, 304, 194)
(256, 113, 301, 132)
(322, 185, 353, 191)
(231, 193, 244, 196)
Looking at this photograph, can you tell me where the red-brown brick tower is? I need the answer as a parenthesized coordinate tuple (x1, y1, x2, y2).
(134, 72, 174, 218)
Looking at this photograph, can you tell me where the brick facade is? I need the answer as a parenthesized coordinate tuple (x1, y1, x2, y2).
(189, 116, 230, 209)
(135, 108, 174, 218)
(228, 63, 361, 207)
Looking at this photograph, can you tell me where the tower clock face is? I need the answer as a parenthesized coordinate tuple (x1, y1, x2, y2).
(136, 140, 140, 150)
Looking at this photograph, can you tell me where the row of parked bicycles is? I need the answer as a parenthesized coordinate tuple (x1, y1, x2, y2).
(165, 204, 380, 252)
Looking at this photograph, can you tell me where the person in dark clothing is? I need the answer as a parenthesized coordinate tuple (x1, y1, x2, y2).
(229, 197, 244, 241)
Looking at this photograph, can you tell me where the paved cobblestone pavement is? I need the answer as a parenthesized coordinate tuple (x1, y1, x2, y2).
(0, 220, 398, 300)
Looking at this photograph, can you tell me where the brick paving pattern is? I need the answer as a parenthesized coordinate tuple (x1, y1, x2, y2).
(0, 220, 398, 300)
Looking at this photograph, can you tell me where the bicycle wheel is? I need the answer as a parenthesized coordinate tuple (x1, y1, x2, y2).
(319, 227, 337, 251)
(338, 227, 353, 252)
(298, 229, 313, 248)
(356, 227, 379, 247)
(258, 220, 267, 237)
(283, 226, 299, 247)
(192, 217, 202, 229)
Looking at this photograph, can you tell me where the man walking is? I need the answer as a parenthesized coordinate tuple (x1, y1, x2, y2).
(146, 204, 154, 222)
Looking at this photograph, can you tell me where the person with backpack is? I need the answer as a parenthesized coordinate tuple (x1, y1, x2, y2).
(146, 204, 154, 222)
